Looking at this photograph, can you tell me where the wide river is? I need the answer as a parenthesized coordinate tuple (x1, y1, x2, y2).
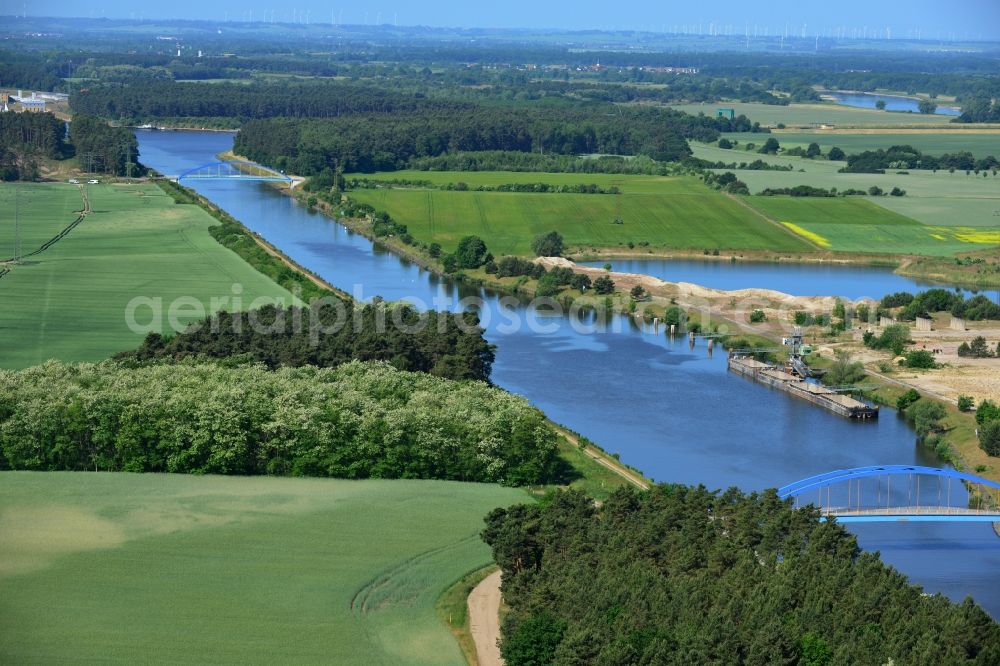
(138, 130, 1000, 617)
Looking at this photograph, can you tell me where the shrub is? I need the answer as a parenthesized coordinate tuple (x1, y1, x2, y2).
(663, 306, 686, 328)
(979, 420, 1000, 457)
(907, 400, 946, 438)
(958, 395, 974, 412)
(749, 309, 767, 323)
(535, 273, 564, 297)
(903, 349, 937, 369)
(593, 276, 615, 295)
(880, 292, 914, 308)
(496, 256, 544, 279)
(865, 324, 911, 356)
(531, 231, 564, 257)
(794, 311, 814, 326)
(896, 389, 921, 411)
(968, 336, 993, 358)
(976, 400, 1000, 426)
(428, 242, 442, 258)
(570, 273, 591, 291)
(630, 285, 647, 300)
(454, 235, 489, 269)
(759, 137, 780, 154)
(826, 350, 866, 386)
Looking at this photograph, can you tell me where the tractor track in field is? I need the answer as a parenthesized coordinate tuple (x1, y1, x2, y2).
(349, 533, 481, 616)
(0, 185, 91, 265)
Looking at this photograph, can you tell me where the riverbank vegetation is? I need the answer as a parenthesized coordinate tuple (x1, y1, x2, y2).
(484, 487, 1000, 665)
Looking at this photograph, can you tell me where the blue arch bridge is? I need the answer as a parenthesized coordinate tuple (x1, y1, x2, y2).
(170, 161, 294, 184)
(780, 466, 1000, 523)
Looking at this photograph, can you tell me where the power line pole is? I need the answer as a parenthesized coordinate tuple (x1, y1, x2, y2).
(13, 182, 21, 264)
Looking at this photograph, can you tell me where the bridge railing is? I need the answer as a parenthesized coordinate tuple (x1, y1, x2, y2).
(175, 161, 292, 182)
(779, 465, 1000, 522)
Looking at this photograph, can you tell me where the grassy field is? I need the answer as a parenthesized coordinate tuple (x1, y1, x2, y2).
(0, 182, 292, 369)
(0, 183, 84, 258)
(0, 472, 528, 665)
(691, 143, 1000, 241)
(347, 175, 811, 255)
(728, 131, 1000, 158)
(668, 102, 954, 128)
(746, 196, 1000, 255)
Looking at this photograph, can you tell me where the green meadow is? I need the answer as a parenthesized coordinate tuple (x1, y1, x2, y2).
(347, 175, 810, 255)
(668, 102, 954, 128)
(690, 142, 1000, 250)
(0, 472, 528, 665)
(0, 182, 292, 369)
(728, 131, 1000, 158)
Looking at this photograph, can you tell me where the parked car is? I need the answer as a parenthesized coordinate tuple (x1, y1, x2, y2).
(87, 179, 99, 184)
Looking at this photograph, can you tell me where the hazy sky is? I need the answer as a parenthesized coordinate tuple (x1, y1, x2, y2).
(18, 0, 1000, 40)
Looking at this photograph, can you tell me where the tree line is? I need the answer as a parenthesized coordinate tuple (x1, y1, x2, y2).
(0, 360, 560, 485)
(842, 145, 999, 173)
(70, 80, 459, 122)
(484, 486, 1000, 665)
(233, 104, 726, 175)
(120, 303, 496, 383)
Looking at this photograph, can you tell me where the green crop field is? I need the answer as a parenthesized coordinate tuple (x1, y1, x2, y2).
(692, 142, 1000, 234)
(352, 169, 688, 194)
(745, 196, 1000, 256)
(668, 102, 954, 128)
(0, 472, 528, 665)
(726, 131, 1000, 158)
(0, 183, 84, 257)
(0, 182, 292, 369)
(347, 175, 811, 255)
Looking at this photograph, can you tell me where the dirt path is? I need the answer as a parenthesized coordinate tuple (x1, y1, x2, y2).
(468, 569, 504, 666)
(551, 423, 651, 490)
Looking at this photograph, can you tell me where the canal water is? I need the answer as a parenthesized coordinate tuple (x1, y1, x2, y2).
(584, 258, 1000, 303)
(138, 130, 1000, 617)
(828, 91, 961, 116)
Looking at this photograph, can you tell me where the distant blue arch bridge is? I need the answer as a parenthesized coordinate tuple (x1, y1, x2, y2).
(780, 466, 1000, 523)
(171, 161, 293, 184)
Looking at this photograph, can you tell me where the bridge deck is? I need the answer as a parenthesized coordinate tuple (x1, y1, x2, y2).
(824, 507, 1000, 523)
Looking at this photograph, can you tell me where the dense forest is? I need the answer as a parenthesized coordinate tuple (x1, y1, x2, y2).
(120, 304, 496, 382)
(0, 111, 140, 179)
(0, 360, 560, 484)
(234, 105, 732, 174)
(68, 113, 141, 176)
(484, 487, 1000, 665)
(70, 81, 459, 122)
(0, 111, 65, 180)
